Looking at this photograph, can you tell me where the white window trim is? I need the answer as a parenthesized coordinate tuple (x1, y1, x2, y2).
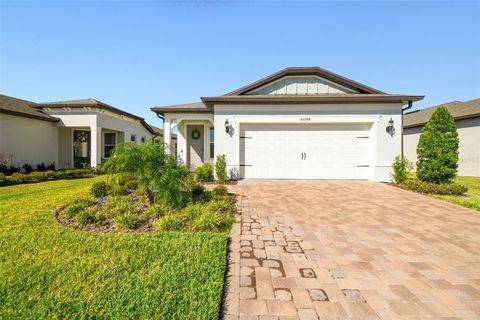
(209, 127, 215, 159)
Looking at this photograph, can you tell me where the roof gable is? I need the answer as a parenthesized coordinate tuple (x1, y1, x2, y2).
(226, 67, 384, 96)
(246, 75, 358, 95)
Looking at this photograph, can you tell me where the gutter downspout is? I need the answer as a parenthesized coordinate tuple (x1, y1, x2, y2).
(155, 112, 165, 140)
(401, 101, 413, 157)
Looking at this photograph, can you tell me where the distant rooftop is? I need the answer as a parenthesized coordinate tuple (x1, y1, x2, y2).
(0, 94, 59, 122)
(404, 98, 480, 128)
(37, 98, 156, 134)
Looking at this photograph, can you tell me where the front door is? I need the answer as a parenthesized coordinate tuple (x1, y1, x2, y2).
(187, 125, 204, 168)
(73, 130, 91, 168)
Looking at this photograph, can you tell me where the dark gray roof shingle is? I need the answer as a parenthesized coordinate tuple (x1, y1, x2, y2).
(404, 98, 480, 128)
(0, 94, 59, 122)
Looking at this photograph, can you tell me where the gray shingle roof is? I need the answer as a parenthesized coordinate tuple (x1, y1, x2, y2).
(150, 102, 210, 115)
(148, 124, 177, 139)
(38, 98, 156, 134)
(404, 98, 480, 128)
(0, 94, 59, 122)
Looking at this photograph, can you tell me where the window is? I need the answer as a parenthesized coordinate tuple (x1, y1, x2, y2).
(104, 133, 116, 158)
(141, 136, 146, 143)
(209, 127, 214, 158)
(130, 134, 136, 142)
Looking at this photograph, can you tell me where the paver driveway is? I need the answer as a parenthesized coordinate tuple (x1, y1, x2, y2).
(223, 180, 480, 320)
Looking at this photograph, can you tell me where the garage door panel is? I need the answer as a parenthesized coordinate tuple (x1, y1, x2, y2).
(240, 123, 371, 180)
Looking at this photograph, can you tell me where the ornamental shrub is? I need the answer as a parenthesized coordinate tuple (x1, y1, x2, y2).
(416, 107, 459, 183)
(194, 163, 214, 182)
(76, 207, 98, 225)
(215, 154, 227, 183)
(114, 213, 142, 230)
(91, 181, 108, 197)
(191, 183, 209, 203)
(22, 164, 33, 174)
(400, 179, 467, 195)
(391, 156, 413, 184)
(0, 173, 7, 186)
(212, 185, 228, 197)
(192, 211, 235, 232)
(156, 214, 186, 231)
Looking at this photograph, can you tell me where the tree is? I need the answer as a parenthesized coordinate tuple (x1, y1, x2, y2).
(416, 107, 459, 183)
(102, 141, 192, 207)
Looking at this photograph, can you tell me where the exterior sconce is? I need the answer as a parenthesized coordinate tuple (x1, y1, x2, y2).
(386, 118, 395, 135)
(225, 119, 230, 133)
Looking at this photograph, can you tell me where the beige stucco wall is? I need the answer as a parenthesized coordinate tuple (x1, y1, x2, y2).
(49, 109, 155, 169)
(0, 113, 59, 168)
(403, 117, 480, 177)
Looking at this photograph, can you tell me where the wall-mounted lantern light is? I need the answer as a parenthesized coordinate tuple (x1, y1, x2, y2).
(225, 119, 230, 133)
(386, 118, 395, 135)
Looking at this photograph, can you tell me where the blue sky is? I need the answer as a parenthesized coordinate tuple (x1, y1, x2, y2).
(1, 1, 479, 127)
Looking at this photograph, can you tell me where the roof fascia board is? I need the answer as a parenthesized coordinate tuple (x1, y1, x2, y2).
(0, 108, 60, 122)
(201, 95, 424, 107)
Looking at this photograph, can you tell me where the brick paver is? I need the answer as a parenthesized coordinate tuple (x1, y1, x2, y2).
(223, 180, 480, 319)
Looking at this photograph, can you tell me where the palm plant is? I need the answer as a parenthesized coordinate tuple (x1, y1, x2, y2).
(102, 141, 192, 207)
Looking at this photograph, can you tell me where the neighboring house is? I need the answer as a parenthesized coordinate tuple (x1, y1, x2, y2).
(0, 94, 158, 169)
(403, 98, 480, 177)
(151, 67, 423, 181)
(0, 95, 61, 168)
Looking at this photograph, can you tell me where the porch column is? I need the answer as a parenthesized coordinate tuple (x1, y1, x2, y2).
(164, 120, 172, 154)
(90, 126, 102, 168)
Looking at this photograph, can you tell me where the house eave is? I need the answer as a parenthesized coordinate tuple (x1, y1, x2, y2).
(201, 95, 425, 108)
(150, 107, 213, 116)
(0, 108, 60, 122)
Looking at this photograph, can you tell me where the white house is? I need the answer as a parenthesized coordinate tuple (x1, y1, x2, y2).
(0, 95, 172, 169)
(151, 67, 423, 181)
(403, 99, 480, 177)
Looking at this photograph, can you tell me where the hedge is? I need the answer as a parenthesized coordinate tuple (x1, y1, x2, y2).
(399, 179, 468, 196)
(0, 169, 94, 187)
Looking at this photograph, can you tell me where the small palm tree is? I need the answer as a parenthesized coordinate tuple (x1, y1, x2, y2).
(102, 141, 191, 207)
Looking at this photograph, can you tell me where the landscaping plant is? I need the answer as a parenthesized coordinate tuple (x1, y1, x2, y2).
(391, 156, 413, 184)
(194, 163, 214, 182)
(399, 179, 468, 196)
(416, 107, 459, 183)
(90, 181, 108, 197)
(102, 140, 192, 207)
(215, 154, 227, 183)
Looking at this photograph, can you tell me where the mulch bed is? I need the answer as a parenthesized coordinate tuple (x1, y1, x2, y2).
(55, 192, 156, 233)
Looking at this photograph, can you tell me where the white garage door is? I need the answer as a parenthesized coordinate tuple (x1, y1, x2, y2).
(240, 123, 371, 179)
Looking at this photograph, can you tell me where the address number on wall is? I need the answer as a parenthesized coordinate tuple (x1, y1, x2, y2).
(300, 117, 311, 122)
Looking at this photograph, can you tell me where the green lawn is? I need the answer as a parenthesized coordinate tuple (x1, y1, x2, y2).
(433, 176, 480, 211)
(0, 177, 228, 319)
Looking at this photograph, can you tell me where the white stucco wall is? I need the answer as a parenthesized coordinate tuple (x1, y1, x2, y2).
(163, 113, 214, 166)
(403, 117, 480, 177)
(212, 103, 403, 182)
(0, 113, 59, 168)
